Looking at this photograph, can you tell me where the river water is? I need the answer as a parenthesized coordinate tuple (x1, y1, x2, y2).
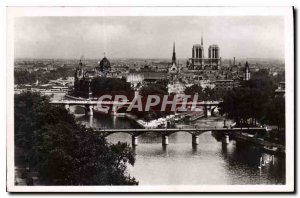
(76, 114, 286, 185)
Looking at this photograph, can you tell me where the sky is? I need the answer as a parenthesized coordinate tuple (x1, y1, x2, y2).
(14, 16, 284, 60)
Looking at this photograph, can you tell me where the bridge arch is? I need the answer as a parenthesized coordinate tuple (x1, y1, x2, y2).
(69, 105, 88, 114)
(210, 106, 219, 117)
(102, 131, 135, 137)
(66, 104, 95, 116)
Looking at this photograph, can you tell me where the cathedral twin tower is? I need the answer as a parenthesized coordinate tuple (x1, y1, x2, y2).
(187, 34, 221, 70)
(170, 34, 221, 73)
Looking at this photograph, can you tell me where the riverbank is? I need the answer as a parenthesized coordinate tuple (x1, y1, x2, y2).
(233, 132, 285, 156)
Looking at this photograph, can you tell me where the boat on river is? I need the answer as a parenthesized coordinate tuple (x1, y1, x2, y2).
(263, 146, 285, 156)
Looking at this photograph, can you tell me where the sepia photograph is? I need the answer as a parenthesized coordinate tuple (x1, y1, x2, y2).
(6, 6, 294, 192)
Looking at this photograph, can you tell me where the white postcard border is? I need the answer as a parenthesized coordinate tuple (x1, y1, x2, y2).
(6, 6, 294, 192)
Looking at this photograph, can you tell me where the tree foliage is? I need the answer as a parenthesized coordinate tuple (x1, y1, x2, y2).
(219, 70, 285, 129)
(139, 83, 168, 97)
(91, 77, 134, 99)
(15, 92, 138, 185)
(219, 87, 266, 126)
(14, 71, 37, 85)
(263, 97, 285, 129)
(184, 84, 203, 96)
(184, 85, 222, 100)
(14, 67, 74, 85)
(241, 69, 276, 98)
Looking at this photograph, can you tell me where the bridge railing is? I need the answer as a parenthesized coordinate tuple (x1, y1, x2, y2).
(50, 100, 222, 105)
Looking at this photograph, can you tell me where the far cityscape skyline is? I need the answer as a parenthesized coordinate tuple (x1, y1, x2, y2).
(15, 16, 284, 60)
(14, 57, 285, 61)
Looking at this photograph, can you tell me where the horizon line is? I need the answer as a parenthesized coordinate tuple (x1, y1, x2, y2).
(14, 57, 285, 61)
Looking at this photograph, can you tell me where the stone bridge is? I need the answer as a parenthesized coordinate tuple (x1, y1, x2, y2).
(91, 127, 266, 147)
(50, 99, 222, 117)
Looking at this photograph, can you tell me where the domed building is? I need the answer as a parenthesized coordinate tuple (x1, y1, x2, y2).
(74, 56, 112, 98)
(96, 56, 111, 74)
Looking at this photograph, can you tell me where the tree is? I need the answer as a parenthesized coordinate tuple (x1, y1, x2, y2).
(185, 84, 202, 96)
(263, 97, 285, 130)
(219, 87, 266, 127)
(91, 77, 134, 99)
(15, 92, 138, 185)
(241, 69, 276, 98)
(140, 83, 168, 97)
(184, 85, 222, 100)
(219, 69, 281, 127)
(14, 71, 37, 84)
(184, 84, 209, 100)
(14, 67, 74, 85)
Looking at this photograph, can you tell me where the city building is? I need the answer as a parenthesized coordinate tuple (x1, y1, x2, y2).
(275, 82, 285, 97)
(126, 71, 168, 88)
(244, 61, 251, 81)
(152, 62, 169, 72)
(199, 80, 215, 89)
(126, 73, 144, 88)
(214, 80, 239, 91)
(186, 35, 221, 71)
(168, 81, 186, 95)
(73, 56, 112, 98)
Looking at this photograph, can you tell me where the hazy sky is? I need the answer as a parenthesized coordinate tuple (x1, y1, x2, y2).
(15, 16, 284, 59)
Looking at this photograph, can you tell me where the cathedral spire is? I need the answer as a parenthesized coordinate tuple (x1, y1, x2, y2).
(172, 41, 176, 64)
(173, 41, 175, 53)
(201, 32, 203, 46)
(245, 61, 249, 69)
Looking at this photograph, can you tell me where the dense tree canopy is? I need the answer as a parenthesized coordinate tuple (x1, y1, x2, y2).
(184, 84, 203, 97)
(184, 85, 223, 100)
(14, 67, 74, 85)
(263, 96, 285, 130)
(241, 69, 276, 97)
(15, 92, 138, 185)
(14, 71, 37, 85)
(219, 70, 285, 130)
(91, 77, 134, 99)
(218, 87, 266, 127)
(139, 83, 168, 97)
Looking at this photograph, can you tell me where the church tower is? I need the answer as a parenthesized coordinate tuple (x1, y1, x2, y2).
(74, 59, 84, 95)
(244, 61, 251, 81)
(172, 41, 176, 65)
(169, 41, 178, 74)
(76, 59, 84, 79)
(201, 33, 204, 58)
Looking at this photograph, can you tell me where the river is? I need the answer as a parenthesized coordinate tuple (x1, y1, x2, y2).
(75, 114, 286, 185)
